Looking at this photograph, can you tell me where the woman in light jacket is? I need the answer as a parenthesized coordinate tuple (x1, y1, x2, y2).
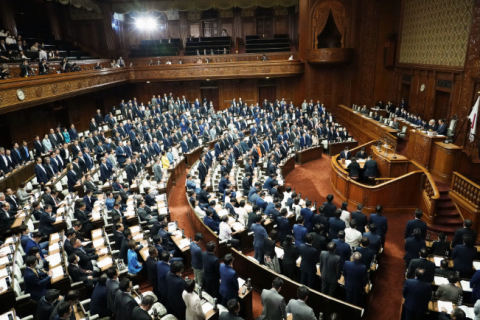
(182, 278, 205, 320)
(42, 134, 52, 152)
(127, 240, 142, 274)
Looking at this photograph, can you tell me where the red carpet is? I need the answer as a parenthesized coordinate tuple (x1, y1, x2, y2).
(167, 158, 408, 320)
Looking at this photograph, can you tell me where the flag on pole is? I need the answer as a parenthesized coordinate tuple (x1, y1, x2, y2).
(469, 96, 480, 142)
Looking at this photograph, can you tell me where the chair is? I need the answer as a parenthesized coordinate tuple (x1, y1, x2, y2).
(379, 116, 383, 122)
(369, 111, 373, 117)
(398, 126, 408, 138)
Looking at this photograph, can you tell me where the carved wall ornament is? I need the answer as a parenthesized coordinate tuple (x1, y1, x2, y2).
(35, 86, 43, 98)
(51, 84, 59, 95)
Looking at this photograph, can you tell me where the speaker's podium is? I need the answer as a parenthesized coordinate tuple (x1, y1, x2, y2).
(406, 129, 462, 183)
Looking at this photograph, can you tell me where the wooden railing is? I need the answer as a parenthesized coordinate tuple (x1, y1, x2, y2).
(331, 141, 440, 219)
(449, 172, 480, 231)
(0, 59, 304, 113)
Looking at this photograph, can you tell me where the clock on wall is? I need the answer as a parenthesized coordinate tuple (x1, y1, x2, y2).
(420, 84, 426, 92)
(16, 89, 25, 101)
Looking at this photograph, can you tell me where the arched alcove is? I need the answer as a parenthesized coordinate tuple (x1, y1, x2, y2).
(317, 12, 342, 48)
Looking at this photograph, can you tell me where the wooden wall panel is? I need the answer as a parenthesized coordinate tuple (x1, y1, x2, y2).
(275, 17, 288, 34)
(243, 20, 255, 38)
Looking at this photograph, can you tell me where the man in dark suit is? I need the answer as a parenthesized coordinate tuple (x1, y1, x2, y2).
(322, 194, 337, 218)
(404, 209, 427, 239)
(74, 201, 93, 236)
(145, 247, 160, 297)
(72, 236, 104, 271)
(404, 229, 426, 267)
(453, 234, 477, 278)
(219, 299, 243, 320)
(131, 296, 154, 320)
(0, 201, 19, 231)
(369, 205, 388, 246)
(339, 147, 351, 160)
(319, 242, 341, 296)
(67, 253, 97, 287)
(351, 204, 368, 234)
(166, 261, 187, 320)
(203, 241, 221, 299)
(24, 256, 53, 301)
(329, 209, 346, 240)
(219, 253, 239, 306)
(451, 219, 478, 247)
(106, 267, 120, 314)
(343, 252, 368, 306)
(89, 274, 110, 318)
(114, 223, 125, 251)
(39, 204, 56, 236)
(36, 289, 61, 320)
(363, 155, 378, 179)
(406, 247, 436, 283)
(364, 224, 382, 254)
(333, 231, 351, 271)
(35, 157, 49, 185)
(299, 234, 317, 288)
(403, 269, 432, 320)
(114, 279, 138, 320)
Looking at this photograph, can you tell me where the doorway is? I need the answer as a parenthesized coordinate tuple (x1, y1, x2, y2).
(401, 83, 411, 107)
(201, 88, 219, 110)
(258, 85, 277, 105)
(53, 107, 70, 130)
(434, 90, 450, 121)
(255, 7, 274, 37)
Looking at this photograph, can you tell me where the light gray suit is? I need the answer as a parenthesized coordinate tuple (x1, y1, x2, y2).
(16, 188, 30, 206)
(286, 299, 317, 320)
(153, 163, 163, 182)
(294, 138, 300, 151)
(434, 283, 462, 302)
(261, 288, 286, 320)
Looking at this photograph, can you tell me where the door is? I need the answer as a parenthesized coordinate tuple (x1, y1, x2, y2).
(434, 90, 450, 121)
(256, 18, 273, 36)
(203, 21, 219, 37)
(53, 107, 70, 129)
(258, 86, 276, 105)
(201, 88, 219, 110)
(401, 83, 411, 106)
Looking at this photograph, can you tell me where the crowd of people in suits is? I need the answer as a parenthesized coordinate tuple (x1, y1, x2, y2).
(402, 210, 480, 320)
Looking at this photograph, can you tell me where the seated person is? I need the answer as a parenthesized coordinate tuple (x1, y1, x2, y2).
(435, 273, 462, 303)
(24, 255, 53, 301)
(127, 240, 143, 274)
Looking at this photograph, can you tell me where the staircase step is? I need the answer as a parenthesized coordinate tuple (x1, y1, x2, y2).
(439, 193, 451, 201)
(437, 202, 455, 210)
(436, 209, 460, 218)
(435, 216, 463, 225)
(427, 224, 459, 235)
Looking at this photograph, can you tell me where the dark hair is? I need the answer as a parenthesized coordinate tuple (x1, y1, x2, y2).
(45, 289, 60, 303)
(170, 261, 184, 274)
(185, 278, 196, 293)
(57, 301, 72, 318)
(360, 237, 370, 247)
(224, 253, 233, 265)
(414, 209, 423, 219)
(68, 253, 77, 264)
(326, 194, 333, 202)
(272, 277, 283, 290)
(327, 241, 337, 253)
(338, 230, 345, 240)
(419, 247, 428, 258)
(375, 205, 383, 213)
(297, 215, 304, 224)
(99, 273, 108, 285)
(106, 267, 118, 279)
(26, 255, 37, 267)
(119, 279, 131, 292)
(297, 286, 309, 300)
(206, 241, 216, 252)
(227, 299, 239, 312)
(350, 219, 357, 229)
(161, 251, 170, 262)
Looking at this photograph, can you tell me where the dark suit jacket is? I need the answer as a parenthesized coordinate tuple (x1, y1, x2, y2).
(403, 279, 432, 315)
(404, 219, 427, 239)
(351, 211, 368, 234)
(166, 272, 186, 317)
(452, 227, 478, 247)
(319, 251, 340, 284)
(39, 211, 56, 235)
(406, 258, 435, 283)
(453, 244, 477, 274)
(323, 202, 337, 218)
(114, 291, 138, 320)
(74, 247, 98, 271)
(403, 237, 426, 266)
(203, 251, 220, 283)
(145, 257, 158, 293)
(343, 260, 367, 292)
(299, 244, 317, 274)
(90, 283, 110, 318)
(24, 267, 51, 301)
(106, 279, 120, 313)
(131, 306, 151, 320)
(36, 296, 59, 320)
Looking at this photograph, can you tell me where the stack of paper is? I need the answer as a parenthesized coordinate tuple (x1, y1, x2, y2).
(434, 276, 449, 285)
(201, 302, 213, 314)
(275, 247, 285, 259)
(46, 253, 61, 267)
(178, 239, 190, 249)
(238, 277, 246, 288)
(51, 233, 59, 241)
(437, 301, 453, 314)
(0, 311, 13, 320)
(97, 257, 113, 268)
(55, 216, 63, 223)
(51, 265, 64, 279)
(460, 280, 472, 292)
(92, 230, 103, 238)
(93, 239, 105, 248)
(458, 305, 475, 319)
(433, 256, 443, 267)
(131, 226, 141, 234)
(473, 261, 480, 270)
(49, 242, 59, 252)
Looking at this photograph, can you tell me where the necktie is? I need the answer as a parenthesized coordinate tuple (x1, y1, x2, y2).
(33, 269, 39, 277)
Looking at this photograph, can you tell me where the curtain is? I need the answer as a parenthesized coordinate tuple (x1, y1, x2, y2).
(112, 0, 299, 14)
(45, 0, 101, 13)
(313, 7, 330, 48)
(330, 4, 346, 47)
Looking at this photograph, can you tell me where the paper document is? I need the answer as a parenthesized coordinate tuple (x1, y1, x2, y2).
(178, 239, 190, 249)
(49, 242, 59, 252)
(0, 311, 14, 320)
(0, 268, 8, 278)
(168, 222, 177, 233)
(51, 265, 64, 279)
(133, 234, 143, 241)
(434, 276, 449, 285)
(93, 239, 105, 248)
(433, 256, 443, 267)
(460, 280, 472, 292)
(51, 233, 59, 241)
(296, 257, 302, 265)
(437, 301, 453, 314)
(46, 253, 61, 267)
(92, 230, 103, 238)
(97, 257, 113, 268)
(131, 226, 140, 233)
(202, 302, 213, 314)
(100, 248, 109, 254)
(473, 261, 480, 270)
(274, 247, 284, 259)
(238, 277, 246, 288)
(458, 306, 475, 319)
(55, 216, 63, 223)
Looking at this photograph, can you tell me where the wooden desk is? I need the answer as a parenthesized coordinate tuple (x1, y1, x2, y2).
(279, 155, 295, 178)
(336, 104, 399, 144)
(430, 142, 462, 183)
(371, 145, 410, 178)
(328, 141, 359, 156)
(185, 147, 203, 168)
(0, 161, 35, 193)
(406, 130, 445, 169)
(296, 146, 322, 165)
(168, 157, 186, 185)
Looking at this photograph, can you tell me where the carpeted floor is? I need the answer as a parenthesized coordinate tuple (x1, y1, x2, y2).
(166, 156, 409, 320)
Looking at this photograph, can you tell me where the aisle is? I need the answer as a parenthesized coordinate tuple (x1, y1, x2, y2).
(168, 171, 196, 239)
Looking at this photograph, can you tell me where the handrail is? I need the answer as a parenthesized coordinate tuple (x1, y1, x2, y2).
(451, 172, 480, 208)
(410, 159, 440, 200)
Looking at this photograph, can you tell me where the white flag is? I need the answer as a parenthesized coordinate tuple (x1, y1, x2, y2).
(469, 97, 480, 142)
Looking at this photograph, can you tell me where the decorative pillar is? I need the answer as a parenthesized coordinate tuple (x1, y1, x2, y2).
(0, 0, 17, 36)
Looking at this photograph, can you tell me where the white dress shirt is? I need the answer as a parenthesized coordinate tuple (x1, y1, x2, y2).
(345, 227, 362, 248)
(219, 221, 233, 241)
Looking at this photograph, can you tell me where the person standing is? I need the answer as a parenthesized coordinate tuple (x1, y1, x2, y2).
(182, 278, 205, 320)
(319, 242, 340, 296)
(403, 269, 432, 320)
(285, 286, 317, 320)
(260, 277, 287, 320)
(219, 254, 240, 306)
(343, 252, 368, 306)
(190, 233, 204, 286)
(251, 215, 268, 264)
